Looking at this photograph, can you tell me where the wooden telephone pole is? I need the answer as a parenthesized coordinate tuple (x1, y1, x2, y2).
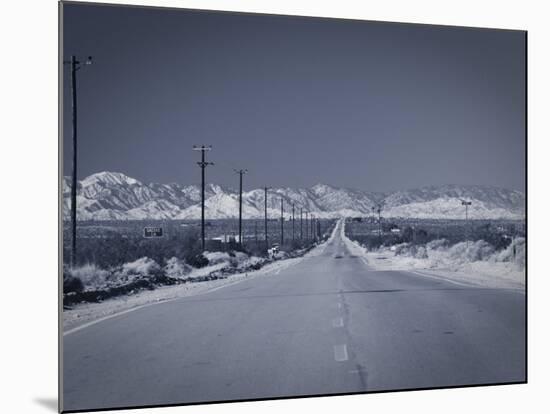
(234, 169, 248, 245)
(193, 145, 213, 251)
(292, 203, 295, 242)
(280, 198, 284, 246)
(64, 55, 92, 268)
(264, 187, 269, 254)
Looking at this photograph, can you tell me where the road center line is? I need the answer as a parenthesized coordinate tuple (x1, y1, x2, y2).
(334, 344, 349, 362)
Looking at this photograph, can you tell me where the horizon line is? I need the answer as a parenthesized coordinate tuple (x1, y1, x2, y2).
(63, 170, 526, 195)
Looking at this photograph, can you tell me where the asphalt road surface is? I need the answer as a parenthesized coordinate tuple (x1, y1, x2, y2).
(63, 220, 525, 411)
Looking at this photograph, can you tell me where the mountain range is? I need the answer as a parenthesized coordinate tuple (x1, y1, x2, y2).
(62, 172, 525, 221)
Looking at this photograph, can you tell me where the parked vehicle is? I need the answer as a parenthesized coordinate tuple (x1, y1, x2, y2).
(268, 243, 280, 257)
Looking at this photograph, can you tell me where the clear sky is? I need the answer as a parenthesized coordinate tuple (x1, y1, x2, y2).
(62, 2, 525, 192)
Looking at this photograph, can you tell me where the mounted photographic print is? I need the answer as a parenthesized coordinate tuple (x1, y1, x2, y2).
(60, 1, 526, 412)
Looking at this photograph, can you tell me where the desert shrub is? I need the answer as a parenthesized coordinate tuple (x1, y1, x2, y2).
(176, 228, 209, 268)
(289, 239, 305, 250)
(402, 226, 414, 243)
(118, 257, 161, 277)
(414, 246, 428, 259)
(245, 242, 269, 257)
(427, 239, 449, 251)
(393, 243, 411, 256)
(204, 251, 230, 265)
(360, 236, 383, 251)
(163, 257, 192, 279)
(69, 263, 111, 289)
(68, 226, 208, 269)
(273, 251, 289, 260)
(491, 237, 525, 267)
(401, 226, 429, 244)
(187, 253, 209, 268)
(448, 240, 495, 263)
(63, 273, 83, 293)
(233, 251, 248, 262)
(203, 249, 250, 268)
(415, 229, 429, 244)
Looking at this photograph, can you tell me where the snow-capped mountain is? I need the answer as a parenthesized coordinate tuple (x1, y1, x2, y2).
(63, 171, 525, 221)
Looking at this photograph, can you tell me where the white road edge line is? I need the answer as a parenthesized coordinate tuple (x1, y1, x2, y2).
(334, 344, 349, 362)
(64, 275, 259, 337)
(409, 270, 477, 288)
(65, 221, 344, 337)
(63, 299, 177, 336)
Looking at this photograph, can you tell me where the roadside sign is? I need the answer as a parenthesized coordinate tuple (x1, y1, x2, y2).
(144, 227, 163, 238)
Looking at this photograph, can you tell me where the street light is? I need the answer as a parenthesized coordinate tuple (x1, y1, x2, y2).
(63, 55, 93, 268)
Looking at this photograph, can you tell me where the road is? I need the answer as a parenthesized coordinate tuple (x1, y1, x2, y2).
(63, 220, 525, 412)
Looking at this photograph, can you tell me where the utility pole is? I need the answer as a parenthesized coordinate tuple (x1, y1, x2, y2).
(311, 214, 315, 242)
(292, 203, 295, 242)
(193, 145, 213, 251)
(223, 222, 227, 251)
(280, 198, 284, 246)
(64, 55, 93, 268)
(300, 208, 303, 240)
(375, 203, 383, 244)
(378, 207, 382, 242)
(234, 169, 247, 246)
(305, 212, 309, 241)
(316, 219, 320, 240)
(460, 199, 472, 248)
(264, 187, 269, 254)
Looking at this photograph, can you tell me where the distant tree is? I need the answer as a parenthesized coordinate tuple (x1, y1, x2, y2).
(415, 229, 429, 244)
(402, 226, 414, 243)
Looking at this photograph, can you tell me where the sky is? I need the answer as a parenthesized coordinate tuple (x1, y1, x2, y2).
(62, 2, 526, 192)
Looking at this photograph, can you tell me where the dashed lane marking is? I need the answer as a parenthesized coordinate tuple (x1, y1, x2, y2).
(334, 344, 349, 362)
(332, 317, 344, 328)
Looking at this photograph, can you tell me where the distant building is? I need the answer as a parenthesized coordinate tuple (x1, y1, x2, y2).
(210, 234, 241, 243)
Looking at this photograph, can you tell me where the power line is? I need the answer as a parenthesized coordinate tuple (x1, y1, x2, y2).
(193, 145, 213, 251)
